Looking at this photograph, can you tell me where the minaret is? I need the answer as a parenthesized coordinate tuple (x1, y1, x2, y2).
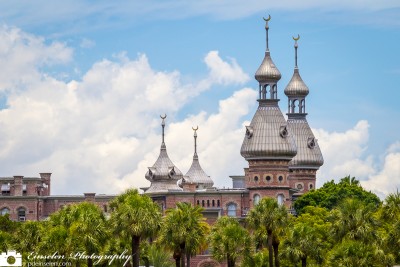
(241, 16, 297, 208)
(145, 115, 183, 193)
(284, 36, 323, 197)
(181, 127, 214, 191)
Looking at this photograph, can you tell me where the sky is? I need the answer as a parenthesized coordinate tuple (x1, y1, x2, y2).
(0, 1, 399, 198)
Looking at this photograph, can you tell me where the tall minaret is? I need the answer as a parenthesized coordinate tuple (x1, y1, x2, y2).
(181, 127, 214, 191)
(284, 36, 323, 197)
(241, 16, 297, 208)
(145, 115, 183, 193)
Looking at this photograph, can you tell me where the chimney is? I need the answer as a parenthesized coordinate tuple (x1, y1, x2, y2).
(13, 176, 23, 196)
(39, 173, 52, 196)
(84, 193, 96, 202)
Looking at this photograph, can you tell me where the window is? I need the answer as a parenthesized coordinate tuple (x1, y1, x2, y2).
(253, 194, 260, 205)
(212, 200, 215, 207)
(296, 183, 303, 190)
(103, 205, 108, 213)
(265, 176, 271, 182)
(197, 200, 200, 205)
(17, 207, 26, 221)
(227, 203, 237, 217)
(207, 200, 210, 207)
(278, 176, 283, 182)
(0, 208, 10, 216)
(217, 200, 220, 207)
(1, 184, 10, 195)
(254, 176, 259, 182)
(202, 200, 205, 207)
(277, 194, 284, 205)
(309, 183, 313, 190)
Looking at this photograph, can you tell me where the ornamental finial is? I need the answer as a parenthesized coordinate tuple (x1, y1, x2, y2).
(263, 15, 271, 51)
(192, 126, 198, 156)
(293, 34, 300, 68)
(160, 114, 167, 145)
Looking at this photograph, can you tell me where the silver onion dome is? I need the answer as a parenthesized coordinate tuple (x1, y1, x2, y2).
(255, 51, 282, 83)
(255, 16, 281, 83)
(145, 115, 183, 193)
(284, 68, 309, 97)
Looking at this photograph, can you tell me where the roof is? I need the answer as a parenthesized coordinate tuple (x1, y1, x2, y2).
(255, 51, 282, 83)
(241, 100, 297, 160)
(287, 117, 324, 168)
(284, 68, 309, 97)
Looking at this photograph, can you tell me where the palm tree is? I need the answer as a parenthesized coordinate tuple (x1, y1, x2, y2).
(159, 202, 209, 267)
(330, 198, 379, 243)
(209, 216, 251, 267)
(110, 189, 162, 267)
(247, 197, 288, 267)
(281, 223, 323, 267)
(68, 202, 109, 267)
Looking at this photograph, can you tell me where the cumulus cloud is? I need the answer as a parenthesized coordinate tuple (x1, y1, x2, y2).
(0, 26, 251, 195)
(314, 121, 400, 198)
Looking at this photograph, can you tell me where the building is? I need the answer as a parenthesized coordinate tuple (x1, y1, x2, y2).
(0, 16, 323, 266)
(143, 17, 323, 218)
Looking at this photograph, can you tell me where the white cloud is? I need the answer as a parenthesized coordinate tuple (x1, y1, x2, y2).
(80, 38, 95, 49)
(314, 121, 400, 198)
(204, 51, 249, 85)
(0, 26, 251, 195)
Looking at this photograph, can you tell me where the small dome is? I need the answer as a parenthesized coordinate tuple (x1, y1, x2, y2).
(184, 155, 214, 188)
(255, 51, 282, 83)
(284, 68, 309, 97)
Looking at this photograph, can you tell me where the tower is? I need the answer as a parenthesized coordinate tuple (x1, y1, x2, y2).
(181, 127, 214, 191)
(145, 115, 183, 193)
(284, 36, 324, 197)
(241, 16, 297, 208)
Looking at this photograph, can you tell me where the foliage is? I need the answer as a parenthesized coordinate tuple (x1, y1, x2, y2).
(209, 216, 251, 267)
(294, 176, 381, 215)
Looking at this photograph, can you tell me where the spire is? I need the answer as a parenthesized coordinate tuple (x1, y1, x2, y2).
(294, 34, 299, 68)
(284, 35, 309, 115)
(160, 114, 166, 149)
(192, 126, 198, 158)
(255, 15, 282, 100)
(264, 15, 271, 52)
(144, 114, 183, 193)
(184, 126, 214, 189)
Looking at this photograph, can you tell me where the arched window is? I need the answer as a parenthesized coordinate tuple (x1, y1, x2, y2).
(253, 194, 260, 206)
(207, 200, 210, 207)
(0, 207, 10, 216)
(202, 200, 205, 207)
(217, 200, 220, 207)
(197, 200, 200, 205)
(212, 200, 215, 207)
(227, 203, 237, 217)
(277, 194, 284, 205)
(17, 207, 26, 221)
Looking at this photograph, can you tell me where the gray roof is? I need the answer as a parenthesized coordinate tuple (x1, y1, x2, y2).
(145, 116, 183, 193)
(255, 51, 282, 83)
(241, 100, 297, 160)
(284, 68, 309, 97)
(184, 155, 214, 188)
(287, 117, 324, 168)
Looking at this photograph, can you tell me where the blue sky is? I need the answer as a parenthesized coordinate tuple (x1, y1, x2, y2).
(0, 1, 399, 197)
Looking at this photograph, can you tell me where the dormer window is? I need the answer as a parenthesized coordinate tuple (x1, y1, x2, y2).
(279, 126, 288, 138)
(1, 184, 10, 196)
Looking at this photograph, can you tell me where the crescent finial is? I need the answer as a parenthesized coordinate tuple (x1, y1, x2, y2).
(263, 14, 271, 22)
(192, 126, 199, 132)
(293, 34, 300, 41)
(160, 114, 167, 120)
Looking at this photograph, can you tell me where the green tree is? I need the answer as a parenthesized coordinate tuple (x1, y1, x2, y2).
(247, 197, 289, 267)
(281, 223, 324, 267)
(209, 216, 251, 267)
(380, 192, 400, 263)
(159, 202, 209, 267)
(110, 189, 162, 267)
(294, 176, 381, 215)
